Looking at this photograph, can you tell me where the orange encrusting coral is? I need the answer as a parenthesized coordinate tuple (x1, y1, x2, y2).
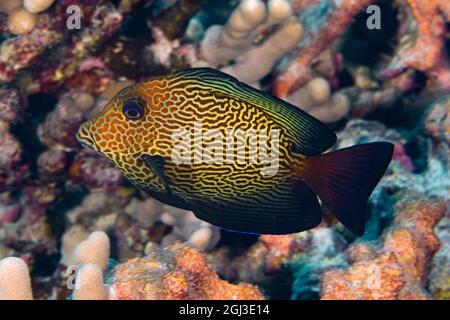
(322, 252, 405, 300)
(398, 0, 448, 72)
(112, 245, 265, 300)
(381, 0, 450, 87)
(321, 197, 447, 300)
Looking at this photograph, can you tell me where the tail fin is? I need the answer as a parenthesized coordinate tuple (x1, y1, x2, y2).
(302, 142, 394, 236)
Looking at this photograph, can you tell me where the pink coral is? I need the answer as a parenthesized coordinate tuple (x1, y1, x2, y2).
(38, 149, 68, 178)
(380, 0, 450, 91)
(383, 0, 450, 76)
(0, 14, 62, 83)
(392, 142, 414, 172)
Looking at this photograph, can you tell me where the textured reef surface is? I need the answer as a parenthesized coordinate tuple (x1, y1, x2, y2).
(0, 0, 449, 300)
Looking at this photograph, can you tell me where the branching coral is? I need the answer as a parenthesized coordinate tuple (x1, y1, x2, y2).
(70, 231, 112, 300)
(0, 230, 263, 300)
(382, 0, 450, 89)
(159, 205, 221, 251)
(198, 0, 353, 122)
(0, 257, 33, 299)
(73, 231, 111, 271)
(201, 0, 303, 86)
(74, 263, 110, 300)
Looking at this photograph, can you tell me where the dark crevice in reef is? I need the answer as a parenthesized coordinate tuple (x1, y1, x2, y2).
(119, 1, 154, 40)
(340, 0, 399, 68)
(10, 93, 57, 180)
(370, 72, 428, 130)
(107, 231, 120, 261)
(31, 252, 61, 277)
(403, 134, 430, 174)
(47, 187, 87, 241)
(101, 2, 165, 79)
(261, 269, 294, 300)
(364, 192, 397, 240)
(339, 0, 438, 133)
(338, 0, 427, 130)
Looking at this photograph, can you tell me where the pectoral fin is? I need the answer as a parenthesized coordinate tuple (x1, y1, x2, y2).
(141, 154, 171, 193)
(140, 154, 191, 210)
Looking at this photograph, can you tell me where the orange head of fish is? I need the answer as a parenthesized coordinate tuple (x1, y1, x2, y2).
(76, 82, 159, 163)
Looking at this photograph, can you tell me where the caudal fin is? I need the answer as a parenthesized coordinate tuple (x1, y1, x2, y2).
(302, 142, 394, 236)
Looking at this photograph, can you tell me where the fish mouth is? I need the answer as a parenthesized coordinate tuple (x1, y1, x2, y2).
(76, 122, 95, 149)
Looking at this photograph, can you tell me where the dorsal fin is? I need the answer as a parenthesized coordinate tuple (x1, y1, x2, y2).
(169, 67, 337, 156)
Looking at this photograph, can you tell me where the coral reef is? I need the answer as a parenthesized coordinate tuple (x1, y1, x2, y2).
(0, 231, 263, 300)
(205, 98, 449, 299)
(61, 189, 220, 263)
(0, 0, 448, 301)
(196, 0, 350, 122)
(321, 197, 447, 300)
(113, 244, 264, 300)
(381, 0, 450, 89)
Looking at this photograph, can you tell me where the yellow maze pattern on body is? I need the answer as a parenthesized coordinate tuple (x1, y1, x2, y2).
(89, 71, 307, 214)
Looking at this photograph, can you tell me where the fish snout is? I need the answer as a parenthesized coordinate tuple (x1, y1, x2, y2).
(76, 122, 95, 149)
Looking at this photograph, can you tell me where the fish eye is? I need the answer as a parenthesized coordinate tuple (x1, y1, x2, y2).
(122, 99, 145, 120)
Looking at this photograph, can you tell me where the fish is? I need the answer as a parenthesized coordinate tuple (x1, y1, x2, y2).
(76, 67, 394, 236)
